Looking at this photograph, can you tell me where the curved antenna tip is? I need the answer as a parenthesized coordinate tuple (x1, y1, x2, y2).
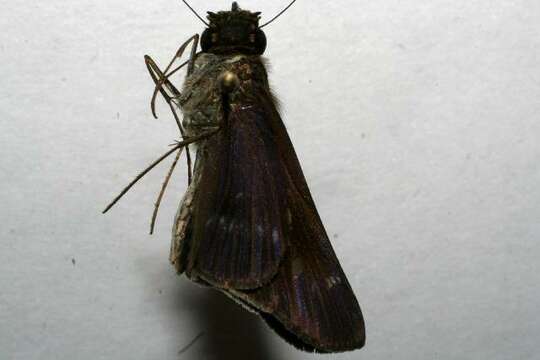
(181, 0, 209, 26)
(260, 0, 297, 28)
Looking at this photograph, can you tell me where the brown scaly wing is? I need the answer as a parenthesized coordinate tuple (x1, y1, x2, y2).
(231, 194, 366, 352)
(220, 93, 365, 352)
(186, 100, 289, 289)
(186, 83, 365, 351)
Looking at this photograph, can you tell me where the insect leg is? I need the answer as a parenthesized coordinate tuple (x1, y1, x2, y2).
(144, 55, 182, 119)
(144, 57, 194, 182)
(149, 146, 183, 234)
(172, 35, 199, 184)
(168, 102, 193, 184)
(144, 35, 199, 184)
(144, 34, 199, 119)
(102, 128, 219, 214)
(145, 56, 195, 182)
(145, 57, 194, 184)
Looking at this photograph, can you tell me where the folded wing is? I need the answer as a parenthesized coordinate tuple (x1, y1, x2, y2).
(188, 103, 288, 289)
(227, 95, 365, 352)
(188, 80, 365, 351)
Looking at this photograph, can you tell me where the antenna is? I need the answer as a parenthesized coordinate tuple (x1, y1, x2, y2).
(181, 0, 209, 26)
(260, 0, 297, 28)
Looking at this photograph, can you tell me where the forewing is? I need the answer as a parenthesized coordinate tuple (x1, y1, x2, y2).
(226, 94, 366, 352)
(188, 104, 288, 289)
(186, 70, 365, 351)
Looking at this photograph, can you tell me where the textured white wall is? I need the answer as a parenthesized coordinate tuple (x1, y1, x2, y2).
(1, 0, 539, 359)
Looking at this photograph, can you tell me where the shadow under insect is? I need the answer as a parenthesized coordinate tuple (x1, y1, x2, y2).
(178, 284, 281, 360)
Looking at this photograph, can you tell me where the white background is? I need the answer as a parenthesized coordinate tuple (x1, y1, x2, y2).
(1, 0, 539, 359)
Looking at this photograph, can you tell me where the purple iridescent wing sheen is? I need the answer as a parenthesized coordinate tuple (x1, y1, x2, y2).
(187, 103, 288, 289)
(235, 195, 366, 352)
(223, 94, 365, 352)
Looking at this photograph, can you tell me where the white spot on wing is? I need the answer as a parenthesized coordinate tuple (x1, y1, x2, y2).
(272, 228, 279, 245)
(326, 275, 342, 289)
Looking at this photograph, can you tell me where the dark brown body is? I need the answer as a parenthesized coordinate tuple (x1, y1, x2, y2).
(170, 52, 365, 352)
(103, 2, 366, 352)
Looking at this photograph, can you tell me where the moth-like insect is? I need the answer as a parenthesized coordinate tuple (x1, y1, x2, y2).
(104, 0, 365, 353)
